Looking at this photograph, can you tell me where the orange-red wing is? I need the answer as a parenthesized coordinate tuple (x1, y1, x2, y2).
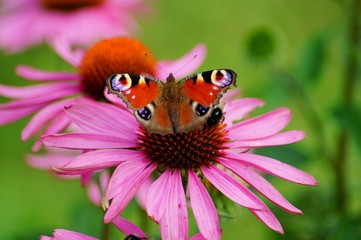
(183, 80, 221, 106)
(107, 74, 161, 110)
(180, 69, 237, 106)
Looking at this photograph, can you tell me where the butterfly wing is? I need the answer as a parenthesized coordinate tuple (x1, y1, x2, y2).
(106, 73, 162, 110)
(179, 69, 237, 106)
(106, 73, 174, 134)
(175, 69, 237, 133)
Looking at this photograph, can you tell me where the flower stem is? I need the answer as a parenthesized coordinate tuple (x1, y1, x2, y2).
(333, 0, 361, 215)
(139, 205, 149, 234)
(101, 222, 111, 240)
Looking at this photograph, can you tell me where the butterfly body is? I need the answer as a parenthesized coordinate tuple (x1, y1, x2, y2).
(107, 69, 237, 134)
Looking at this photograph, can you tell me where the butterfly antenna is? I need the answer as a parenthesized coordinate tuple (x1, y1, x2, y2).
(174, 54, 198, 75)
(144, 52, 169, 76)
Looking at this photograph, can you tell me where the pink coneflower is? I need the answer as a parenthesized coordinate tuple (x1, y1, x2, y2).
(0, 0, 148, 52)
(42, 90, 317, 239)
(0, 37, 206, 151)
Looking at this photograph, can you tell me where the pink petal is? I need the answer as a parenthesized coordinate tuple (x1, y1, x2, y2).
(21, 98, 75, 141)
(87, 171, 110, 206)
(99, 170, 110, 193)
(81, 172, 93, 187)
(135, 176, 153, 210)
(85, 96, 133, 118)
(64, 102, 138, 138)
(146, 169, 173, 222)
(228, 108, 291, 140)
(45, 229, 98, 240)
(188, 170, 221, 240)
(0, 82, 78, 99)
(104, 161, 156, 223)
(0, 6, 41, 52)
(219, 158, 301, 214)
(157, 44, 207, 80)
(88, 181, 102, 206)
(41, 133, 138, 150)
(16, 65, 80, 81)
(224, 152, 318, 186)
(31, 112, 70, 152)
(112, 216, 147, 238)
(224, 98, 265, 124)
(103, 88, 133, 111)
(58, 149, 144, 174)
(225, 88, 242, 99)
(159, 170, 188, 240)
(26, 151, 74, 169)
(250, 203, 284, 234)
(107, 158, 152, 199)
(189, 234, 207, 240)
(226, 130, 305, 148)
(201, 165, 264, 210)
(0, 103, 46, 125)
(40, 237, 51, 240)
(0, 87, 80, 110)
(51, 36, 85, 67)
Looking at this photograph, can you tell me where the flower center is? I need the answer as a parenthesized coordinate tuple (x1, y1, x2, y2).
(79, 37, 157, 99)
(138, 124, 229, 172)
(40, 0, 104, 11)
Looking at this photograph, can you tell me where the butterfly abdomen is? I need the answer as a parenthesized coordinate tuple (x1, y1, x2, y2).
(163, 76, 181, 132)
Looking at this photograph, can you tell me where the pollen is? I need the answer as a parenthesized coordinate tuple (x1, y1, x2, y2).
(79, 37, 157, 99)
(40, 0, 104, 11)
(138, 124, 229, 172)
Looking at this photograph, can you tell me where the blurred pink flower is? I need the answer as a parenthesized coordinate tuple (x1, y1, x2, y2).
(0, 37, 206, 151)
(0, 0, 149, 52)
(40, 216, 147, 240)
(42, 90, 317, 239)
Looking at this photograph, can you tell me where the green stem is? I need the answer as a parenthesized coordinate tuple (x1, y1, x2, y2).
(101, 220, 111, 240)
(333, 0, 361, 215)
(138, 205, 149, 234)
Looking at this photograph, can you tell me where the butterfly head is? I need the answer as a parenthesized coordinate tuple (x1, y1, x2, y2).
(166, 73, 176, 83)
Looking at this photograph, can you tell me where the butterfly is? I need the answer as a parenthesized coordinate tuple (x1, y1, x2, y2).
(123, 234, 146, 240)
(106, 69, 237, 135)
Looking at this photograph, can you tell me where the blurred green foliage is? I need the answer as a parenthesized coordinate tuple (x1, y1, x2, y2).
(244, 27, 277, 64)
(1, 0, 361, 239)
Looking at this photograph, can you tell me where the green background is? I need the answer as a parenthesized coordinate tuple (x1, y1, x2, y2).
(1, 0, 361, 239)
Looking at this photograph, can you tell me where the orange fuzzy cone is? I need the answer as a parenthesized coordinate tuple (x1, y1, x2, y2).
(79, 37, 157, 99)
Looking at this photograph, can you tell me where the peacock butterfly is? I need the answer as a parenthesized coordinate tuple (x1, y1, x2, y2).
(106, 69, 237, 134)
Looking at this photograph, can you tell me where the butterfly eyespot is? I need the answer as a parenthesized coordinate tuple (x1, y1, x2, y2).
(137, 107, 152, 120)
(195, 104, 210, 116)
(108, 74, 132, 92)
(211, 70, 233, 87)
(207, 108, 223, 126)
